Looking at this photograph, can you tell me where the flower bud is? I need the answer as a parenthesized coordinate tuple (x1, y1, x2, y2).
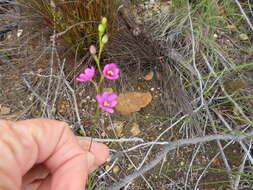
(89, 45, 97, 54)
(98, 24, 105, 34)
(101, 17, 107, 25)
(101, 34, 109, 44)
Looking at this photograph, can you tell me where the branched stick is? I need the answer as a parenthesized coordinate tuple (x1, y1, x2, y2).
(188, 1, 204, 106)
(64, 79, 84, 133)
(50, 21, 94, 40)
(106, 132, 253, 190)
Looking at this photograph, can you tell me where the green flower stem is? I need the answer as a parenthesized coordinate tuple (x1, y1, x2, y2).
(91, 80, 99, 94)
(98, 43, 104, 59)
(98, 75, 104, 89)
(91, 80, 101, 117)
(93, 55, 102, 76)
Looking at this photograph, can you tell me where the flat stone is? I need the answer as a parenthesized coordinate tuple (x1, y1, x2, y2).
(115, 92, 152, 115)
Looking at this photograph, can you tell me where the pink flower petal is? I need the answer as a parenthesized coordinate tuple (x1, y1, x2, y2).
(76, 74, 89, 82)
(109, 100, 117, 107)
(96, 94, 104, 103)
(107, 93, 117, 101)
(96, 92, 117, 113)
(76, 66, 95, 82)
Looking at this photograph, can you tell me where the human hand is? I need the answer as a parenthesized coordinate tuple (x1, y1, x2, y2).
(0, 119, 109, 190)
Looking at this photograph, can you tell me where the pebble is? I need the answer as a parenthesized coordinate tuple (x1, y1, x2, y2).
(101, 132, 106, 137)
(130, 123, 141, 136)
(0, 106, 11, 115)
(113, 166, 120, 174)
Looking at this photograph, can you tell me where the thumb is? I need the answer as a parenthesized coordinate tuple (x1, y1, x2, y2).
(0, 119, 94, 190)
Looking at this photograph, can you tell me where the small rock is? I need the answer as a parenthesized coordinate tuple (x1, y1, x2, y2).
(113, 166, 120, 174)
(107, 122, 124, 137)
(105, 165, 110, 171)
(130, 123, 141, 136)
(114, 122, 124, 137)
(81, 99, 87, 104)
(226, 24, 236, 31)
(128, 164, 134, 170)
(0, 106, 11, 115)
(115, 92, 152, 115)
(101, 132, 106, 137)
(143, 71, 154, 81)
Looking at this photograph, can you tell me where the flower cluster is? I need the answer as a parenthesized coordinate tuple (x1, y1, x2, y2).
(96, 92, 117, 113)
(76, 63, 120, 113)
(76, 63, 119, 82)
(76, 17, 120, 114)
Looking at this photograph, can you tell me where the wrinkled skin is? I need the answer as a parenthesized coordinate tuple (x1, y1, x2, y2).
(0, 119, 109, 190)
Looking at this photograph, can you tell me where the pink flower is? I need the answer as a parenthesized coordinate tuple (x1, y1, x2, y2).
(103, 63, 120, 80)
(76, 66, 95, 82)
(96, 92, 118, 113)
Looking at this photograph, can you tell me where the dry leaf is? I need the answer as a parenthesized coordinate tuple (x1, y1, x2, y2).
(130, 123, 141, 136)
(239, 33, 248, 41)
(115, 92, 152, 115)
(143, 71, 154, 81)
(218, 8, 225, 15)
(224, 79, 247, 93)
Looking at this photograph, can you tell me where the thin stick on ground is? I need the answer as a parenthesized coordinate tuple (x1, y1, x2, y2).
(194, 139, 235, 190)
(64, 79, 84, 134)
(234, 140, 252, 189)
(213, 109, 253, 165)
(184, 144, 201, 189)
(187, 1, 204, 107)
(234, 0, 253, 31)
(206, 107, 234, 188)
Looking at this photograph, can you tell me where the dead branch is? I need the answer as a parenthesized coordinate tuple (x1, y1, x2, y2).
(106, 132, 253, 190)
